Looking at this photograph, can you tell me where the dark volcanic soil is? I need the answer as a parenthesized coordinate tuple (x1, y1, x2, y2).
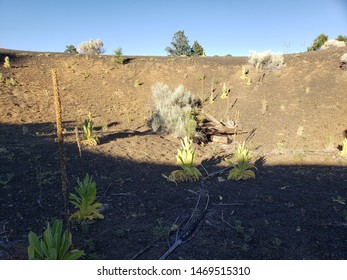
(0, 47, 346, 260)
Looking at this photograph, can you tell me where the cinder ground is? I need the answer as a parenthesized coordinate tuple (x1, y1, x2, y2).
(0, 47, 346, 259)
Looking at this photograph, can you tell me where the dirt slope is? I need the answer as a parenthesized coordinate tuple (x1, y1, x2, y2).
(0, 47, 346, 260)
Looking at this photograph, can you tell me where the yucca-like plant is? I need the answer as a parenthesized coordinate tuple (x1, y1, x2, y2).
(3, 56, 10, 69)
(340, 138, 347, 158)
(225, 142, 257, 180)
(28, 220, 83, 260)
(220, 83, 229, 99)
(82, 112, 99, 145)
(168, 136, 202, 182)
(69, 174, 104, 221)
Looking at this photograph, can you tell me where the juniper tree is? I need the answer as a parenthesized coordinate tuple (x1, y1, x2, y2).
(165, 30, 192, 56)
(307, 33, 328, 51)
(192, 41, 205, 56)
(336, 35, 347, 45)
(64, 45, 78, 54)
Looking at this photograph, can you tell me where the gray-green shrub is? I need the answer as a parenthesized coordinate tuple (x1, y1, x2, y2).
(320, 40, 346, 49)
(148, 83, 200, 137)
(78, 39, 104, 55)
(248, 50, 285, 70)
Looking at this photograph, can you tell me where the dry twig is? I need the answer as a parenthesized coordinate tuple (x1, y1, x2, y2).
(159, 191, 210, 260)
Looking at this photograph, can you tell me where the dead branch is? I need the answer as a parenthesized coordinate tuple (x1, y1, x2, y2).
(202, 166, 232, 180)
(159, 192, 209, 260)
(212, 203, 244, 206)
(131, 244, 152, 260)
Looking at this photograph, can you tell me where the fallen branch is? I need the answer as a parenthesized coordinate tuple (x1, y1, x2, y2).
(202, 166, 232, 180)
(131, 244, 152, 260)
(159, 192, 209, 260)
(212, 203, 244, 206)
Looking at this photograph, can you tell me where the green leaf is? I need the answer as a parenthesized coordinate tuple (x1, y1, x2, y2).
(43, 223, 53, 250)
(92, 202, 103, 209)
(28, 231, 43, 259)
(58, 231, 71, 259)
(52, 220, 62, 249)
(40, 240, 49, 259)
(48, 248, 58, 260)
(63, 249, 84, 260)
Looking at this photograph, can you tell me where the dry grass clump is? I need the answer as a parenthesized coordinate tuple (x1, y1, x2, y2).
(248, 50, 285, 70)
(148, 83, 200, 137)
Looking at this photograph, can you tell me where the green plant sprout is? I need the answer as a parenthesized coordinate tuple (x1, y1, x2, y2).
(134, 79, 140, 88)
(220, 83, 229, 99)
(69, 174, 104, 221)
(225, 142, 257, 180)
(167, 136, 202, 182)
(152, 219, 169, 240)
(28, 220, 83, 260)
(3, 56, 10, 68)
(82, 112, 99, 145)
(112, 48, 124, 64)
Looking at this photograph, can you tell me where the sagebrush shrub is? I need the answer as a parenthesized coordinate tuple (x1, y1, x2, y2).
(320, 40, 346, 50)
(148, 83, 200, 137)
(248, 50, 285, 70)
(78, 39, 104, 55)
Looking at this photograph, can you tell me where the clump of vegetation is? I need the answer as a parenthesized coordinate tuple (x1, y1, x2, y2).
(81, 112, 99, 145)
(248, 50, 285, 70)
(134, 79, 140, 88)
(320, 40, 346, 49)
(225, 142, 257, 180)
(234, 220, 255, 252)
(167, 136, 202, 182)
(336, 35, 347, 44)
(111, 48, 123, 64)
(166, 30, 192, 56)
(28, 220, 83, 260)
(148, 83, 200, 138)
(307, 33, 328, 51)
(69, 174, 104, 221)
(165, 30, 205, 57)
(341, 53, 347, 63)
(240, 65, 251, 85)
(308, 34, 347, 51)
(78, 39, 104, 55)
(152, 219, 169, 240)
(64, 45, 78, 54)
(192, 41, 205, 56)
(340, 138, 347, 158)
(3, 56, 10, 68)
(220, 83, 229, 99)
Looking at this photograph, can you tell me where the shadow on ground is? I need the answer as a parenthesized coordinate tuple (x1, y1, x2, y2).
(0, 122, 346, 260)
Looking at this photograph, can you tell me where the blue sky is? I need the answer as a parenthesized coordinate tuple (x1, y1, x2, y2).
(1, 0, 346, 56)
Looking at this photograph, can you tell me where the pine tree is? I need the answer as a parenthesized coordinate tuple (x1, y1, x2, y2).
(192, 41, 205, 56)
(165, 30, 192, 56)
